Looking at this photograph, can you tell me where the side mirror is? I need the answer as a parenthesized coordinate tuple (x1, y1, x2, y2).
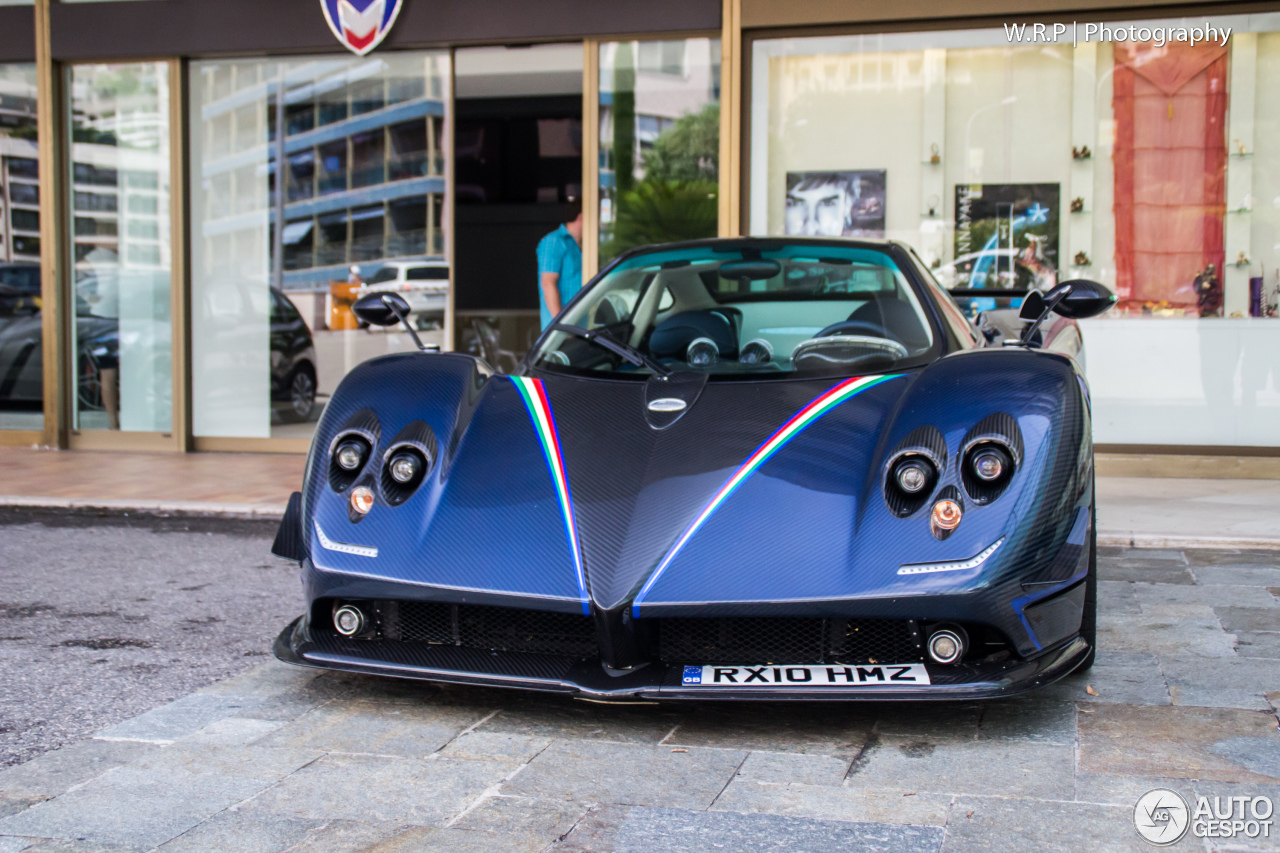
(1051, 279, 1116, 319)
(352, 291, 411, 327)
(351, 291, 438, 352)
(1018, 290, 1046, 322)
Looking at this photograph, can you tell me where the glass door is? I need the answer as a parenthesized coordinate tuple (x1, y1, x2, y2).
(597, 38, 722, 267)
(188, 51, 451, 444)
(67, 62, 174, 435)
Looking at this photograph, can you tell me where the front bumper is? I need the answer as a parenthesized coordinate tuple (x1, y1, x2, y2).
(273, 614, 1091, 701)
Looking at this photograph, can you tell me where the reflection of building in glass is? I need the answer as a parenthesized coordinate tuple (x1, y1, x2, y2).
(196, 55, 446, 291)
(68, 66, 170, 285)
(597, 39, 721, 262)
(599, 40, 719, 194)
(0, 68, 39, 263)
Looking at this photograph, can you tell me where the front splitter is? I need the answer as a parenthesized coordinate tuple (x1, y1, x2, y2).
(273, 616, 1091, 701)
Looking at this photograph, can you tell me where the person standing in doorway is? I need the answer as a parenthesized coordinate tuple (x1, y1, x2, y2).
(537, 198, 583, 329)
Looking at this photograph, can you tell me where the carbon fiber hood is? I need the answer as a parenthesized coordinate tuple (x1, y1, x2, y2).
(542, 371, 915, 610)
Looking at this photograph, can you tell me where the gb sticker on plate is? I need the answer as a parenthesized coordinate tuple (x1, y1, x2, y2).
(690, 664, 931, 687)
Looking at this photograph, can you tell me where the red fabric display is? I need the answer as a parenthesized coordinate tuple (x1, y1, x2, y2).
(1112, 41, 1227, 312)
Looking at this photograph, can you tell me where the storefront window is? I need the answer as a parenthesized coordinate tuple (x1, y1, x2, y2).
(68, 62, 172, 433)
(599, 38, 721, 266)
(751, 16, 1280, 446)
(0, 63, 41, 430)
(190, 53, 450, 440)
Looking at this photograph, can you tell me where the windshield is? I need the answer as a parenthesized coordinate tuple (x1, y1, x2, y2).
(529, 242, 936, 379)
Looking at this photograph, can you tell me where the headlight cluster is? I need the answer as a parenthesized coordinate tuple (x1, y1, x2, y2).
(960, 413, 1024, 506)
(884, 414, 1024, 538)
(327, 415, 438, 517)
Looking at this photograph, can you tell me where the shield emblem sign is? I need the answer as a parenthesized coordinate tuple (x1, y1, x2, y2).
(320, 0, 404, 56)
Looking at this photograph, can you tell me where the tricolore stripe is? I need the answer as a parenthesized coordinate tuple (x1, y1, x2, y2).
(511, 376, 590, 613)
(632, 374, 902, 613)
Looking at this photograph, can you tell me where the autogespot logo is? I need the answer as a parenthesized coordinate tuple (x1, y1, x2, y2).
(1135, 789, 1190, 846)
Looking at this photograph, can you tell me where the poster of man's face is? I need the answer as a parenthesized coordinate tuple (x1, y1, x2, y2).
(784, 170, 886, 237)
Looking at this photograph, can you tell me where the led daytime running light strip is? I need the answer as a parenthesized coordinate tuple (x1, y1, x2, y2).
(511, 376, 590, 613)
(315, 521, 379, 558)
(634, 374, 902, 611)
(897, 537, 1003, 575)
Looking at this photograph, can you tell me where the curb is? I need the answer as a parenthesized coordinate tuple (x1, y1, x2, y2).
(1097, 532, 1280, 551)
(0, 495, 288, 520)
(4, 497, 1279, 550)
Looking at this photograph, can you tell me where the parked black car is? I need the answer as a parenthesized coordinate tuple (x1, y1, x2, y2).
(0, 273, 318, 424)
(269, 287, 319, 422)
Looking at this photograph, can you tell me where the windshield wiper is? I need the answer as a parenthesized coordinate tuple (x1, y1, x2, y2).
(550, 323, 672, 377)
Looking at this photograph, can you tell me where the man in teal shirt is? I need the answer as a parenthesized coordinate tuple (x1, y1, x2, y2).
(536, 199, 583, 329)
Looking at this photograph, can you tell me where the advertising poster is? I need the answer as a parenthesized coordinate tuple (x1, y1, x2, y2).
(785, 170, 886, 237)
(951, 183, 1060, 290)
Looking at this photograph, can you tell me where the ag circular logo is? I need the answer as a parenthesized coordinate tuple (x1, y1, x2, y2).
(1134, 788, 1190, 845)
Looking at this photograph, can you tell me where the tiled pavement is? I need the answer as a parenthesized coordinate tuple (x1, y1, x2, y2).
(0, 547, 1276, 852)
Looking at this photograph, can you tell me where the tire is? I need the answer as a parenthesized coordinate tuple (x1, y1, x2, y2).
(1077, 483, 1098, 671)
(283, 366, 316, 422)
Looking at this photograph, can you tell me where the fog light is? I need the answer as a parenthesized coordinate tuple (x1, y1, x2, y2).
(927, 629, 965, 664)
(931, 498, 962, 530)
(895, 460, 932, 494)
(388, 452, 422, 484)
(334, 604, 364, 637)
(350, 486, 374, 515)
(335, 440, 366, 471)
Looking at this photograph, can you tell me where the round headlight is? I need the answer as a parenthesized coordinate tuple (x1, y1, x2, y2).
(894, 459, 933, 494)
(931, 498, 963, 531)
(388, 452, 422, 484)
(971, 446, 1010, 482)
(335, 440, 366, 471)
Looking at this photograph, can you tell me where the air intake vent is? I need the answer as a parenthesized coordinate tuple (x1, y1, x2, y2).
(375, 600, 598, 658)
(657, 617, 922, 665)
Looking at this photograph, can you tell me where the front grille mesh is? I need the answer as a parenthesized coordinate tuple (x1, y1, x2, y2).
(376, 600, 598, 659)
(657, 617, 922, 665)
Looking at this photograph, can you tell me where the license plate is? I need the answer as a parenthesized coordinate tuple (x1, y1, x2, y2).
(681, 663, 931, 687)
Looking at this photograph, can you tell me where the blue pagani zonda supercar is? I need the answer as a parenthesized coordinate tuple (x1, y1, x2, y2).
(272, 237, 1115, 700)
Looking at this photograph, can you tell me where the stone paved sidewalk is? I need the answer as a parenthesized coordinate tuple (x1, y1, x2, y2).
(0, 547, 1276, 852)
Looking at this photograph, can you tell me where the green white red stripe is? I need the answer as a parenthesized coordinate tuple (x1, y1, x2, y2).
(633, 373, 902, 612)
(511, 376, 589, 613)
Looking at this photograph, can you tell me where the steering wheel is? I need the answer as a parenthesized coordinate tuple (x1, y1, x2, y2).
(813, 319, 901, 343)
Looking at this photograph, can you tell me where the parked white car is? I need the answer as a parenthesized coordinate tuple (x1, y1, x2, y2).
(355, 261, 449, 329)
